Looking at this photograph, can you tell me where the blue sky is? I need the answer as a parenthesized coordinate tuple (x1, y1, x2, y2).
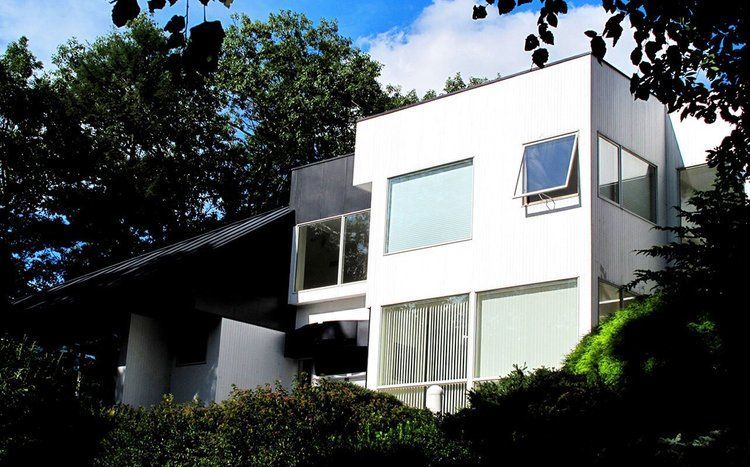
(1, 0, 630, 93)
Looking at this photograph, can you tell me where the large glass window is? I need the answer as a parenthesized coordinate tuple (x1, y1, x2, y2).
(598, 136, 657, 222)
(295, 211, 369, 291)
(621, 149, 657, 222)
(598, 280, 636, 324)
(386, 160, 473, 253)
(378, 295, 469, 413)
(515, 134, 579, 202)
(475, 279, 578, 379)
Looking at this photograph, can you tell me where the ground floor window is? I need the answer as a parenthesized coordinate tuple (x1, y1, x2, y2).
(376, 279, 580, 413)
(475, 279, 578, 380)
(378, 295, 469, 413)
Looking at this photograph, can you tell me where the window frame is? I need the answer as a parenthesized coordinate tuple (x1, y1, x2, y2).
(293, 209, 370, 292)
(596, 134, 658, 224)
(513, 132, 580, 200)
(384, 158, 474, 255)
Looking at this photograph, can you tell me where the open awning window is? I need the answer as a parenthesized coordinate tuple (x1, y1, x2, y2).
(514, 133, 578, 198)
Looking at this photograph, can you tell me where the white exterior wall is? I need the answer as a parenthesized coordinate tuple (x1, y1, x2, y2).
(214, 318, 297, 401)
(169, 320, 221, 403)
(590, 61, 671, 315)
(121, 314, 172, 406)
(354, 56, 595, 389)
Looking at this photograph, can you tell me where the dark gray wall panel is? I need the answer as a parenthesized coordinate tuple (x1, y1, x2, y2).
(290, 154, 371, 224)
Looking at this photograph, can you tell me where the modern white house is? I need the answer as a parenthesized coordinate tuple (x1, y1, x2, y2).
(11, 53, 729, 412)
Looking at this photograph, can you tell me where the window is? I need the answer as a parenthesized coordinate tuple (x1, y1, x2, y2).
(386, 160, 473, 253)
(597, 280, 636, 323)
(598, 137, 620, 202)
(378, 295, 470, 413)
(475, 279, 578, 379)
(515, 134, 579, 203)
(174, 315, 213, 366)
(598, 136, 657, 222)
(295, 211, 369, 291)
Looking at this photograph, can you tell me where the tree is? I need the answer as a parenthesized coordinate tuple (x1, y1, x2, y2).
(384, 72, 492, 107)
(0, 39, 79, 304)
(217, 11, 395, 212)
(43, 17, 238, 281)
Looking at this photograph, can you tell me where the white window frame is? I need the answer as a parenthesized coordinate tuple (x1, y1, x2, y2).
(293, 209, 370, 292)
(513, 132, 579, 199)
(597, 134, 658, 224)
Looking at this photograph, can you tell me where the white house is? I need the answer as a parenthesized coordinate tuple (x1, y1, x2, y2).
(11, 53, 728, 412)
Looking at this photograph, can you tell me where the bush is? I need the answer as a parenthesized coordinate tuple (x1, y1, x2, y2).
(0, 335, 100, 465)
(442, 367, 620, 465)
(95, 378, 470, 466)
(565, 296, 660, 386)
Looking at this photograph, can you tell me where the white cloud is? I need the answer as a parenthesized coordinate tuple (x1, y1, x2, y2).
(359, 0, 636, 95)
(0, 0, 111, 66)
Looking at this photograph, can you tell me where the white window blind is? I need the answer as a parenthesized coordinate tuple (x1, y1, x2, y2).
(475, 279, 578, 379)
(386, 160, 473, 253)
(378, 295, 469, 386)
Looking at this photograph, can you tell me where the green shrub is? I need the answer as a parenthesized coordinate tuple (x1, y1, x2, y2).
(442, 367, 619, 465)
(0, 335, 100, 465)
(95, 378, 470, 466)
(565, 296, 660, 386)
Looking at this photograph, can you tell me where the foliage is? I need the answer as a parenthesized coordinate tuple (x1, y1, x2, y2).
(0, 335, 100, 465)
(565, 296, 661, 386)
(443, 367, 620, 465)
(111, 0, 233, 73)
(217, 11, 398, 213)
(1, 13, 402, 304)
(384, 72, 492, 108)
(95, 379, 470, 466)
(445, 366, 750, 466)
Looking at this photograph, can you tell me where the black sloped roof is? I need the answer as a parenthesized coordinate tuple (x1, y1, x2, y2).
(14, 206, 293, 311)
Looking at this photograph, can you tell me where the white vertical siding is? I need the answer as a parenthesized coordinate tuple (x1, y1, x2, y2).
(358, 56, 594, 390)
(214, 318, 297, 401)
(121, 314, 172, 407)
(590, 60, 669, 300)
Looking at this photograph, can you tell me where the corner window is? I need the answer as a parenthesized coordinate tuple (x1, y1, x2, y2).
(597, 280, 636, 324)
(597, 136, 657, 223)
(514, 134, 579, 203)
(295, 211, 369, 291)
(386, 160, 473, 253)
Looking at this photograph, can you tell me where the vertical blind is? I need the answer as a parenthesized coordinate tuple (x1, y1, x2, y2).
(378, 295, 469, 386)
(475, 279, 578, 379)
(386, 160, 473, 253)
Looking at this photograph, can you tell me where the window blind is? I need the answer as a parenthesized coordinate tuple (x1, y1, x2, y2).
(386, 160, 473, 253)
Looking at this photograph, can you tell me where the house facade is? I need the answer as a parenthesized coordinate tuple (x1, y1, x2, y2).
(11, 54, 727, 412)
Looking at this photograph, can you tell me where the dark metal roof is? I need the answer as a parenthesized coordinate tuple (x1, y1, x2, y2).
(14, 206, 293, 309)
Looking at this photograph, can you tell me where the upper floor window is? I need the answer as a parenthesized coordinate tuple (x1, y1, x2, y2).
(386, 160, 473, 254)
(598, 136, 657, 223)
(295, 211, 369, 291)
(514, 133, 579, 203)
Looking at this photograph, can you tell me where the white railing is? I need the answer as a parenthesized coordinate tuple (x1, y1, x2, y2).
(378, 379, 468, 414)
